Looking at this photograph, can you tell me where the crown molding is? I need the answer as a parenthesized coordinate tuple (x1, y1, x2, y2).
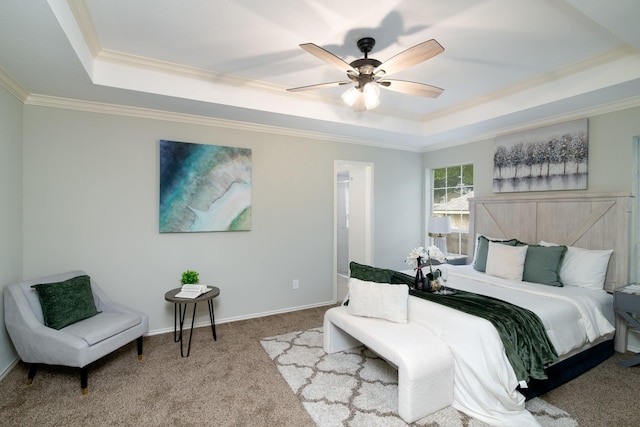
(20, 91, 640, 155)
(67, 0, 101, 57)
(0, 66, 29, 102)
(24, 93, 420, 152)
(423, 46, 638, 123)
(49, 0, 436, 127)
(97, 48, 285, 94)
(421, 94, 640, 153)
(94, 48, 421, 123)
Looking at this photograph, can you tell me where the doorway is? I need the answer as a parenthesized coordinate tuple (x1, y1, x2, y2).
(334, 161, 373, 302)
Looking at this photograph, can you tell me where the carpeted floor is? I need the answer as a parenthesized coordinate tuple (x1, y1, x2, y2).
(0, 304, 638, 426)
(261, 327, 578, 426)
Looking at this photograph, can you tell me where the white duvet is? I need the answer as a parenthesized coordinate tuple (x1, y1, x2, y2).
(407, 265, 615, 427)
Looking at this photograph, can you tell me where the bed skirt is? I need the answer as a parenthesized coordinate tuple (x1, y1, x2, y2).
(518, 339, 614, 400)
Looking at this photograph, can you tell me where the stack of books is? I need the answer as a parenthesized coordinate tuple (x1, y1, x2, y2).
(175, 284, 213, 299)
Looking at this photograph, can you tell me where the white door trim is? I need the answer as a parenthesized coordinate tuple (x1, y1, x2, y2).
(333, 160, 374, 302)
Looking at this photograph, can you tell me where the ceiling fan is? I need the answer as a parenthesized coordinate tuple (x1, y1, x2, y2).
(287, 37, 445, 111)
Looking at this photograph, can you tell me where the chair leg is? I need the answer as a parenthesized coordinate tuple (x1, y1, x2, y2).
(137, 336, 144, 361)
(26, 364, 37, 385)
(80, 367, 88, 395)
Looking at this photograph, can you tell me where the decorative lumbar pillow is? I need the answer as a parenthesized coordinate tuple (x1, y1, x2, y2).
(349, 261, 395, 283)
(347, 278, 408, 324)
(473, 235, 519, 272)
(539, 241, 613, 290)
(471, 233, 507, 265)
(485, 241, 529, 280)
(523, 245, 567, 287)
(31, 275, 100, 330)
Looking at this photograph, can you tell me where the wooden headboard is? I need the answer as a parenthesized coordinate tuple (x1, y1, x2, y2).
(468, 192, 633, 292)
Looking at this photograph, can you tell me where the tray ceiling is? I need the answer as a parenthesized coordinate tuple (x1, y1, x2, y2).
(1, 0, 639, 151)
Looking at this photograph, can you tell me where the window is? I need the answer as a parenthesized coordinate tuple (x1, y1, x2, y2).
(432, 164, 473, 255)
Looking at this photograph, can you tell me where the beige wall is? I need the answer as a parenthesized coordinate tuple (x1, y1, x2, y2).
(423, 106, 640, 350)
(20, 105, 423, 334)
(0, 86, 23, 374)
(423, 106, 640, 270)
(423, 107, 640, 197)
(6, 97, 640, 376)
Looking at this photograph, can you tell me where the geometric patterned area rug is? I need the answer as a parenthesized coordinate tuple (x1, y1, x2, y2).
(260, 328, 578, 427)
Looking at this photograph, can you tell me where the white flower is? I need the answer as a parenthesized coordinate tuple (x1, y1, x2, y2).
(426, 245, 446, 262)
(405, 247, 428, 269)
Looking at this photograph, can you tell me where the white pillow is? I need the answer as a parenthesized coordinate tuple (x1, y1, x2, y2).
(539, 241, 613, 290)
(485, 241, 528, 280)
(472, 233, 510, 264)
(347, 278, 408, 324)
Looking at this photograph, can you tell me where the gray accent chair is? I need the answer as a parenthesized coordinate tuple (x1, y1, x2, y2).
(4, 270, 149, 394)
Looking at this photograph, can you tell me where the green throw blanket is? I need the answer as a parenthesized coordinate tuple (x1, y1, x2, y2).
(348, 262, 558, 382)
(406, 281, 558, 382)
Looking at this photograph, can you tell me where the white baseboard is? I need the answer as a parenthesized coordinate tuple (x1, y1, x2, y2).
(1, 301, 336, 380)
(0, 358, 20, 383)
(146, 300, 336, 336)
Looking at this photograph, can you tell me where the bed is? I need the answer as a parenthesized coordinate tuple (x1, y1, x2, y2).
(336, 191, 632, 426)
(467, 191, 631, 351)
(409, 191, 632, 425)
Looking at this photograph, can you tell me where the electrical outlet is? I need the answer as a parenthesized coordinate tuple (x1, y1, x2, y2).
(292, 279, 299, 290)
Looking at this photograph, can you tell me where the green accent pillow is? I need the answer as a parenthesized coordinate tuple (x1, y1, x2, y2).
(31, 275, 100, 330)
(389, 270, 416, 286)
(473, 236, 519, 272)
(349, 261, 395, 283)
(523, 245, 568, 287)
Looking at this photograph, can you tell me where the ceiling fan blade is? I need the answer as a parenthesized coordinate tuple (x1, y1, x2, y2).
(374, 39, 444, 77)
(286, 81, 352, 92)
(378, 79, 444, 98)
(299, 43, 358, 75)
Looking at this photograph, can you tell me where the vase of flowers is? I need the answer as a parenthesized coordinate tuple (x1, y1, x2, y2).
(406, 247, 442, 292)
(405, 247, 428, 290)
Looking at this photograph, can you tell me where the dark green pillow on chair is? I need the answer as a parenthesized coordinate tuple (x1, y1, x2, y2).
(31, 275, 100, 330)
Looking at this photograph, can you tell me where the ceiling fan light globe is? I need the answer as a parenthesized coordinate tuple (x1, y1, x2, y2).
(364, 94, 380, 110)
(341, 87, 360, 107)
(352, 95, 366, 112)
(363, 83, 380, 110)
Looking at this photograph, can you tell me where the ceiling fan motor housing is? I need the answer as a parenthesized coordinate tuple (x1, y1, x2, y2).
(348, 59, 380, 87)
(349, 38, 381, 86)
(356, 37, 376, 55)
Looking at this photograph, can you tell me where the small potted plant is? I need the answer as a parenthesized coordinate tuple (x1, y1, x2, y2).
(180, 270, 199, 285)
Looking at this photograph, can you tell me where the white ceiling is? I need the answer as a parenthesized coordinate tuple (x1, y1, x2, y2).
(1, 0, 639, 151)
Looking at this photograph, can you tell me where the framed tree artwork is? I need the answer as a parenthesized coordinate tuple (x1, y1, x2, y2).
(493, 119, 588, 193)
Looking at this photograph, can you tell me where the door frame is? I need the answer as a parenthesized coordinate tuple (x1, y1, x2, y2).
(333, 160, 374, 302)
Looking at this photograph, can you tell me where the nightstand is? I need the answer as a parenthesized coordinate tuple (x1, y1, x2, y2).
(614, 289, 640, 367)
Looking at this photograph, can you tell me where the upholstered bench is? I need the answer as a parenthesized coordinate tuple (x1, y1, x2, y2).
(324, 305, 454, 423)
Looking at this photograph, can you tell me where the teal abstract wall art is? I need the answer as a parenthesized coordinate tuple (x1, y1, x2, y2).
(159, 140, 252, 232)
